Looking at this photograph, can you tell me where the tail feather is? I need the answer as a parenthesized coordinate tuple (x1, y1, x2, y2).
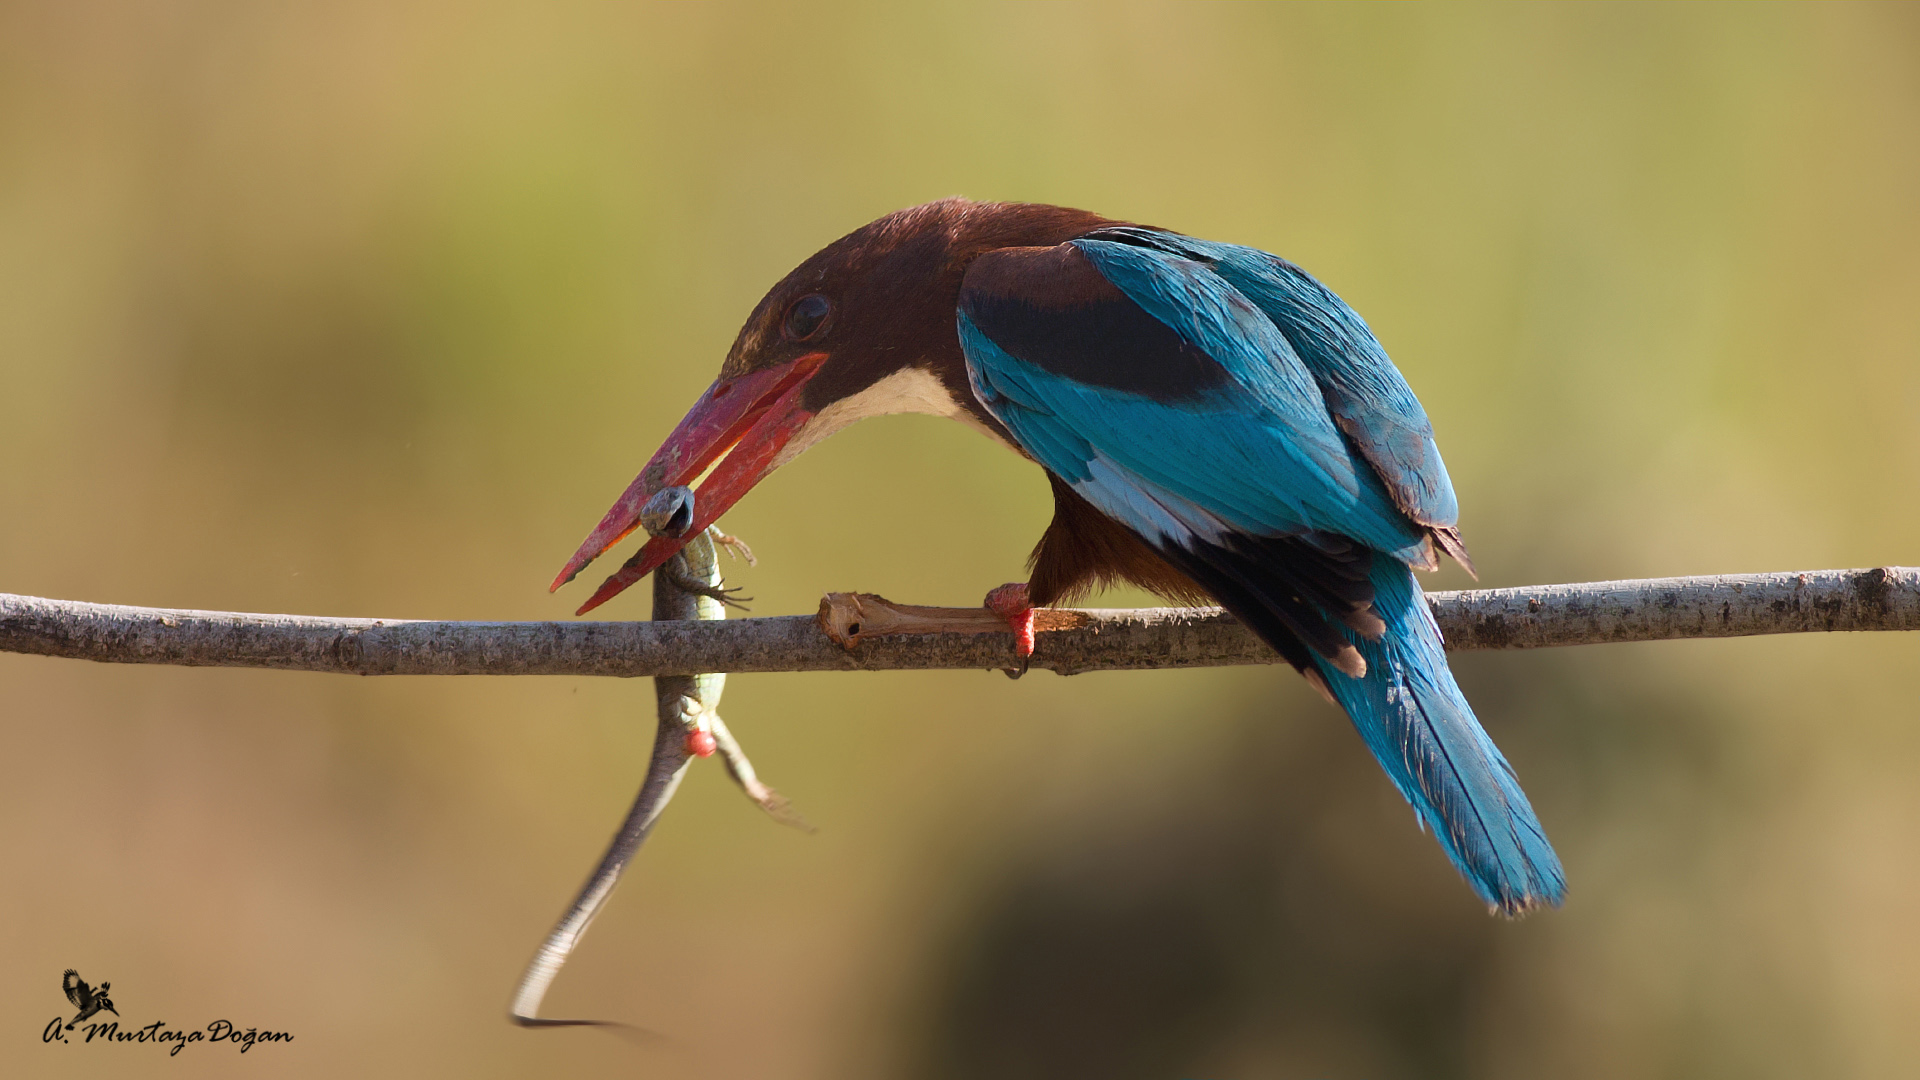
(1158, 531, 1564, 912)
(1312, 563, 1565, 914)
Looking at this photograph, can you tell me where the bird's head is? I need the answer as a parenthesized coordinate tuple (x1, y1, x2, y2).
(551, 198, 1112, 613)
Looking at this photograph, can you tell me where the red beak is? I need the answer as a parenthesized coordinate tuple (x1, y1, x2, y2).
(552, 352, 827, 615)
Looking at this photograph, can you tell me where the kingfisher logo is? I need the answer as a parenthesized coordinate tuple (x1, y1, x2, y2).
(41, 970, 293, 1057)
(60, 970, 117, 1029)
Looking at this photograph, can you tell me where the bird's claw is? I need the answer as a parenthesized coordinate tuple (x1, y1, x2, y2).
(984, 583, 1037, 655)
(984, 582, 1037, 677)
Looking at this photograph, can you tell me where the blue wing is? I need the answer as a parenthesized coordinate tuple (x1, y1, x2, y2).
(1082, 226, 1471, 571)
(963, 238, 1432, 569)
(957, 239, 1562, 912)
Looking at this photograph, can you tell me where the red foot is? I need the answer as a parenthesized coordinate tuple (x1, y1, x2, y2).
(684, 729, 717, 758)
(984, 582, 1036, 658)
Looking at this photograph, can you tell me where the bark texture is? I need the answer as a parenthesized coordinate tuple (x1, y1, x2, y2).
(2, 567, 1915, 679)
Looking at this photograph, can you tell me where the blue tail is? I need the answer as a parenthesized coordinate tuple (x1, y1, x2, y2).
(1313, 563, 1566, 914)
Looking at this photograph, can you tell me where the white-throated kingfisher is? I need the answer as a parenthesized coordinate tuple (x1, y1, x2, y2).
(551, 199, 1565, 915)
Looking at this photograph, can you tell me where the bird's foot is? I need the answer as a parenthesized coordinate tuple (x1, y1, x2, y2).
(813, 591, 1087, 655)
(984, 582, 1036, 663)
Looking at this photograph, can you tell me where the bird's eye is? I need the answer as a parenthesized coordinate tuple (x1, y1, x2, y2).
(783, 294, 832, 341)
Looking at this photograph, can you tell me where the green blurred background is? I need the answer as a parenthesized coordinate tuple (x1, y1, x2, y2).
(3, 3, 1918, 1077)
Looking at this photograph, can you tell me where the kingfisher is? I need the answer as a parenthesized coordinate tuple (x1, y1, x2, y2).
(62, 969, 117, 1029)
(551, 199, 1565, 914)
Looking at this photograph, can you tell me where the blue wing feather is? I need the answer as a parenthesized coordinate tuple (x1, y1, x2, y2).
(970, 239, 1432, 567)
(1085, 226, 1461, 533)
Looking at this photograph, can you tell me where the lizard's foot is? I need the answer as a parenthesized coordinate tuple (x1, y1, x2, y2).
(709, 714, 814, 832)
(660, 560, 752, 610)
(708, 527, 757, 566)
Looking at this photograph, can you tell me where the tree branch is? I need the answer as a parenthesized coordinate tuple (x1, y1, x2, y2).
(3, 567, 1915, 677)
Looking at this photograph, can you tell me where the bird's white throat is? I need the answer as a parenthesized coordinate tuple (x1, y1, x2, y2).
(772, 366, 1013, 468)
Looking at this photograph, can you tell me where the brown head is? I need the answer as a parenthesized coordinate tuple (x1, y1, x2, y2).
(552, 198, 1116, 613)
